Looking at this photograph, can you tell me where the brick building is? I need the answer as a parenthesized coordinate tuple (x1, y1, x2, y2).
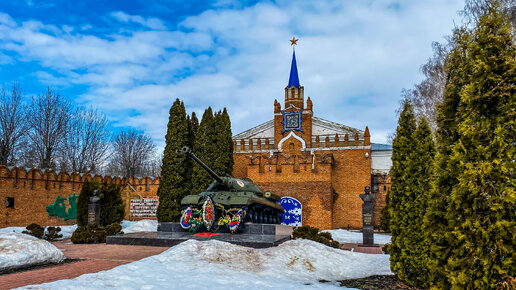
(0, 166, 159, 227)
(232, 48, 392, 230)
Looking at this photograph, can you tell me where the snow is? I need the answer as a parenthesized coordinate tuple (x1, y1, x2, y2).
(20, 239, 392, 289)
(0, 232, 64, 271)
(121, 219, 158, 233)
(0, 225, 77, 240)
(0, 219, 158, 240)
(322, 229, 391, 245)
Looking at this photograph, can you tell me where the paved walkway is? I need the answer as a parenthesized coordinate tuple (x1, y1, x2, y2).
(0, 241, 168, 289)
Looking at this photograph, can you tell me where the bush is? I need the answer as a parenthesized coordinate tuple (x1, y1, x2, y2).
(44, 226, 63, 241)
(382, 243, 390, 254)
(99, 183, 124, 226)
(292, 225, 340, 249)
(22, 223, 44, 239)
(76, 181, 123, 227)
(71, 222, 122, 244)
(76, 181, 101, 227)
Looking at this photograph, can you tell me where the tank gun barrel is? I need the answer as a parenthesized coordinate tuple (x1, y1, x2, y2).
(179, 146, 224, 184)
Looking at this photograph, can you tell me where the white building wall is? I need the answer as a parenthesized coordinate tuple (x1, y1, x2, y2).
(371, 150, 392, 174)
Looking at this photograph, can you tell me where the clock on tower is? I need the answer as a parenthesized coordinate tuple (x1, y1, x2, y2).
(281, 109, 304, 133)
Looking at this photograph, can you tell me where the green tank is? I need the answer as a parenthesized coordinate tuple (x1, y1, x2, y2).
(179, 146, 285, 232)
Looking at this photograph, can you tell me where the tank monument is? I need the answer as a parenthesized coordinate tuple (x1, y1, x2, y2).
(107, 147, 292, 248)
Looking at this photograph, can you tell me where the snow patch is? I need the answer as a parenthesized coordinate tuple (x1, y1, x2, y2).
(121, 220, 158, 233)
(322, 229, 391, 245)
(22, 239, 391, 289)
(0, 225, 77, 240)
(0, 233, 64, 271)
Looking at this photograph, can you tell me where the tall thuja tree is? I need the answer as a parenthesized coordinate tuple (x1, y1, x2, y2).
(395, 117, 435, 287)
(388, 101, 417, 280)
(212, 108, 234, 176)
(157, 99, 192, 222)
(191, 107, 216, 195)
(444, 2, 516, 288)
(423, 25, 473, 289)
(379, 189, 391, 232)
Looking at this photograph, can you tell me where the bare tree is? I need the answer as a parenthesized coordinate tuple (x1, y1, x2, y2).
(108, 129, 156, 177)
(27, 88, 71, 169)
(462, 0, 516, 27)
(0, 84, 29, 165)
(60, 107, 110, 173)
(143, 152, 162, 177)
(402, 42, 448, 132)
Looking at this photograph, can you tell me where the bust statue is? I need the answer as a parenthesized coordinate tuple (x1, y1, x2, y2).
(89, 190, 100, 203)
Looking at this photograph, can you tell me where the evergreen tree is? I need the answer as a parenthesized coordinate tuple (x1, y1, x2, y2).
(191, 107, 216, 194)
(156, 99, 192, 222)
(99, 183, 124, 226)
(213, 108, 234, 176)
(379, 189, 391, 232)
(443, 2, 516, 288)
(388, 100, 418, 281)
(76, 180, 101, 227)
(423, 25, 473, 289)
(396, 118, 435, 287)
(190, 112, 199, 137)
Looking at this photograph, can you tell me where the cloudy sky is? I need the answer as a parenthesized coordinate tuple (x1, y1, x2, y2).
(0, 0, 465, 149)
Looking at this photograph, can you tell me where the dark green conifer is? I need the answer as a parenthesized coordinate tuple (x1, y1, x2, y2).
(423, 25, 473, 289)
(395, 117, 435, 287)
(213, 108, 234, 176)
(379, 189, 391, 232)
(191, 107, 216, 194)
(99, 183, 124, 226)
(156, 99, 192, 222)
(76, 180, 101, 226)
(190, 112, 199, 137)
(388, 100, 417, 280)
(389, 103, 437, 287)
(443, 2, 516, 287)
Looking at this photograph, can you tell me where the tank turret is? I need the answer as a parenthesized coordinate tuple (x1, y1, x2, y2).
(178, 146, 285, 233)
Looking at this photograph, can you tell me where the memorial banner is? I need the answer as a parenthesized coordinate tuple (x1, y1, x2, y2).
(279, 197, 302, 226)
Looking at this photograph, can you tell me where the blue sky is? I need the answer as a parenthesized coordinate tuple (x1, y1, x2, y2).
(0, 0, 464, 150)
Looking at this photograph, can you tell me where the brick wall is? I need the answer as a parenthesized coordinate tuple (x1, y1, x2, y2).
(0, 166, 159, 227)
(233, 143, 377, 230)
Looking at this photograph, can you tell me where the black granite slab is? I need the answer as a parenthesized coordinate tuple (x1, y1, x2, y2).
(107, 222, 293, 248)
(106, 231, 291, 248)
(158, 222, 293, 236)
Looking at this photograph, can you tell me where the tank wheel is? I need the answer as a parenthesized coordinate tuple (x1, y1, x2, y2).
(253, 210, 259, 223)
(258, 211, 264, 223)
(277, 212, 283, 224)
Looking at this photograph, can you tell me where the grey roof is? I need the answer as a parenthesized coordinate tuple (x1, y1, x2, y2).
(232, 116, 363, 140)
(371, 143, 392, 151)
(233, 119, 274, 140)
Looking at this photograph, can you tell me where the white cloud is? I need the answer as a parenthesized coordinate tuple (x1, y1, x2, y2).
(111, 11, 167, 30)
(0, 0, 464, 149)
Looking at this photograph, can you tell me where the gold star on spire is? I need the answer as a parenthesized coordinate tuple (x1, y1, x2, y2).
(290, 36, 298, 46)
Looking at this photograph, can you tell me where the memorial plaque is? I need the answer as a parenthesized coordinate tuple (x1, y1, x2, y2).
(130, 198, 159, 217)
(363, 213, 373, 226)
(88, 203, 100, 224)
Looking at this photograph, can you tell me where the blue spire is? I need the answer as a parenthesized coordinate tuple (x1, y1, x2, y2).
(287, 50, 300, 87)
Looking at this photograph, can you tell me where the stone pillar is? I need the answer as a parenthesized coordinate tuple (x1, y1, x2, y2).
(359, 186, 375, 245)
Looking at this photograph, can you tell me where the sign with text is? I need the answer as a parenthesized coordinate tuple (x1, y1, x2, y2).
(130, 199, 158, 217)
(279, 197, 302, 226)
